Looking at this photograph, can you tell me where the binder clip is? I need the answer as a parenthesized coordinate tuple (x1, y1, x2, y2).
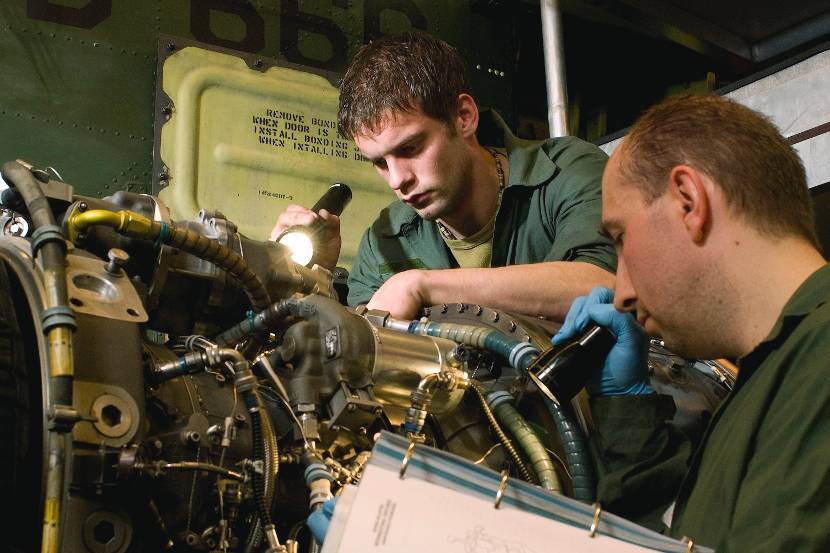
(399, 440, 417, 479)
(683, 537, 696, 552)
(588, 502, 603, 538)
(493, 470, 509, 509)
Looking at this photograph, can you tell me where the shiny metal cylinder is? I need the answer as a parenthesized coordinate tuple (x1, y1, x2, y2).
(541, 0, 569, 137)
(370, 327, 466, 416)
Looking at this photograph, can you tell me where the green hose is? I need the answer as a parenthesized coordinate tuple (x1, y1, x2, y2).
(487, 391, 562, 494)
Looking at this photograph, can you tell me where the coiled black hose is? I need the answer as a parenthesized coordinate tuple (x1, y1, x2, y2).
(67, 208, 271, 311)
(545, 400, 596, 502)
(215, 299, 316, 347)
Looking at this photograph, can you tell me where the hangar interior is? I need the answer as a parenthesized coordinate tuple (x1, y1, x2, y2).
(1, 1, 828, 552)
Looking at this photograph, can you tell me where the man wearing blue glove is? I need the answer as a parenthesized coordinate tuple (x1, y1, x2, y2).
(556, 95, 829, 551)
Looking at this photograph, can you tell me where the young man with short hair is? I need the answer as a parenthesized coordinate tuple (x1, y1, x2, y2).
(272, 33, 615, 320)
(555, 94, 829, 550)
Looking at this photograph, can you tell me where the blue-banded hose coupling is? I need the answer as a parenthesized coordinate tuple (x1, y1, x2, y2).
(404, 407, 428, 435)
(151, 351, 206, 384)
(509, 342, 540, 371)
(304, 460, 334, 510)
(303, 462, 334, 485)
(486, 390, 515, 411)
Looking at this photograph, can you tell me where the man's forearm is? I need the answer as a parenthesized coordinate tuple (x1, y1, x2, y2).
(417, 261, 615, 321)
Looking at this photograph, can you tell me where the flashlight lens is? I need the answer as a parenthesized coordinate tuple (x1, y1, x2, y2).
(278, 230, 315, 266)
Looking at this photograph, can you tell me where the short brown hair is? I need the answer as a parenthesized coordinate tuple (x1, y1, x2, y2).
(620, 95, 818, 246)
(337, 32, 470, 139)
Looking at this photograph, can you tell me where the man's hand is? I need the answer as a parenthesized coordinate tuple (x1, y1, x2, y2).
(552, 286, 652, 396)
(270, 204, 341, 270)
(366, 270, 428, 320)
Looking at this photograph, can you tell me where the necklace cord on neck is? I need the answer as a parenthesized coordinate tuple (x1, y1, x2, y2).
(437, 147, 506, 241)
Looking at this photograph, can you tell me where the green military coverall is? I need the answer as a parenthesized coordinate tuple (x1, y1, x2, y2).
(346, 110, 616, 307)
(592, 262, 830, 551)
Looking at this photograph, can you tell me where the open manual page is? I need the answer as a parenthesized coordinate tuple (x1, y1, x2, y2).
(321, 432, 710, 553)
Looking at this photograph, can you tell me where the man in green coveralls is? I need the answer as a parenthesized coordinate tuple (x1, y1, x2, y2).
(555, 95, 829, 550)
(271, 33, 615, 320)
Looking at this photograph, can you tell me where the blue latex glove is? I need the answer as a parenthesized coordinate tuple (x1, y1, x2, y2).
(307, 496, 338, 544)
(552, 286, 652, 396)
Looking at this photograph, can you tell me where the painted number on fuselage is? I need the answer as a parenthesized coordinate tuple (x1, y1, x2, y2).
(26, 0, 428, 71)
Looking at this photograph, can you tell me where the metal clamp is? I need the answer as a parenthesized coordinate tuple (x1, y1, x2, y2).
(399, 440, 417, 479)
(48, 405, 83, 433)
(494, 470, 509, 509)
(588, 503, 603, 538)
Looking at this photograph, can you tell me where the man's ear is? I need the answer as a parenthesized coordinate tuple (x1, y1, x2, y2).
(668, 164, 711, 244)
(455, 93, 479, 138)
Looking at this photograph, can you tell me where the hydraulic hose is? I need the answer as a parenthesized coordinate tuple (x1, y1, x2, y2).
(408, 318, 596, 501)
(66, 208, 271, 311)
(471, 384, 535, 484)
(1, 161, 77, 553)
(215, 299, 316, 347)
(246, 394, 272, 528)
(244, 400, 280, 553)
(407, 320, 539, 370)
(170, 346, 284, 551)
(544, 400, 596, 502)
(404, 370, 470, 436)
(487, 392, 562, 494)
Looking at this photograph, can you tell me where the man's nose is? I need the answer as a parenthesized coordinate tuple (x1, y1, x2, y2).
(387, 159, 414, 191)
(613, 256, 638, 313)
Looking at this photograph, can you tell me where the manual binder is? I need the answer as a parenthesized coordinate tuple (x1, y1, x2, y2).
(322, 431, 710, 553)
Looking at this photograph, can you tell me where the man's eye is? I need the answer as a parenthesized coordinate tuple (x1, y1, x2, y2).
(400, 144, 419, 157)
(373, 159, 388, 170)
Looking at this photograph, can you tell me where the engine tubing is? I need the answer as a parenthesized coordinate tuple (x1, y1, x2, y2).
(488, 392, 562, 494)
(244, 391, 273, 530)
(544, 399, 596, 502)
(1, 161, 76, 553)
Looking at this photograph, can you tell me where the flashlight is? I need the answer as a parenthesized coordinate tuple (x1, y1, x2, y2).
(526, 324, 615, 404)
(276, 183, 352, 266)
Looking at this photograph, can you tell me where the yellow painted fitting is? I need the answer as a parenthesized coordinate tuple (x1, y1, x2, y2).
(47, 327, 74, 378)
(41, 497, 60, 553)
(67, 209, 154, 243)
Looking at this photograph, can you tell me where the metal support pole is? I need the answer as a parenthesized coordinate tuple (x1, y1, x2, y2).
(540, 0, 569, 137)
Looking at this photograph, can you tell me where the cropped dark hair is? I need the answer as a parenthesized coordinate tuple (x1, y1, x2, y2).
(338, 32, 470, 139)
(620, 95, 818, 246)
